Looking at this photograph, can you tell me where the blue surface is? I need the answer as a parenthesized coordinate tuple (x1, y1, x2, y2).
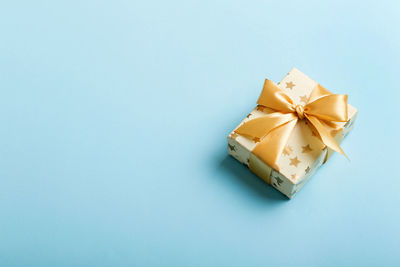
(0, 0, 399, 266)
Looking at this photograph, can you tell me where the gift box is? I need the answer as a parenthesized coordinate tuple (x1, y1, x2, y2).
(227, 68, 357, 198)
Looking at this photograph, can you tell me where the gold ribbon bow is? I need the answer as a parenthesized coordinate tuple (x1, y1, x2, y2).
(235, 79, 348, 171)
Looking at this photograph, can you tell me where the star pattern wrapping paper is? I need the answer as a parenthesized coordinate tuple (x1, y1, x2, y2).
(227, 68, 358, 198)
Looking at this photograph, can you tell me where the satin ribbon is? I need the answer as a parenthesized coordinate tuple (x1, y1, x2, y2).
(235, 79, 348, 171)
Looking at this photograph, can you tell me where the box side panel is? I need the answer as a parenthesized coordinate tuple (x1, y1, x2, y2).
(228, 135, 295, 198)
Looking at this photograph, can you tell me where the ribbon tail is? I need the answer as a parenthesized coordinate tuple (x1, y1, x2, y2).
(305, 115, 347, 158)
(252, 118, 298, 170)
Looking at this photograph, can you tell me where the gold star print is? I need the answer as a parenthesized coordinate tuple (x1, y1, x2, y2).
(256, 106, 265, 112)
(286, 81, 295, 89)
(301, 144, 313, 153)
(291, 174, 297, 179)
(228, 144, 236, 152)
(299, 95, 308, 104)
(230, 132, 238, 140)
(289, 156, 301, 167)
(253, 137, 260, 143)
(282, 145, 293, 156)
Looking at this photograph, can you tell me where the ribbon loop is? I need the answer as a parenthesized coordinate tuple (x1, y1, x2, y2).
(257, 79, 295, 113)
(305, 94, 348, 122)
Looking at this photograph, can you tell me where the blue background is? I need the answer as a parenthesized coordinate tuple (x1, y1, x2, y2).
(0, 0, 399, 266)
